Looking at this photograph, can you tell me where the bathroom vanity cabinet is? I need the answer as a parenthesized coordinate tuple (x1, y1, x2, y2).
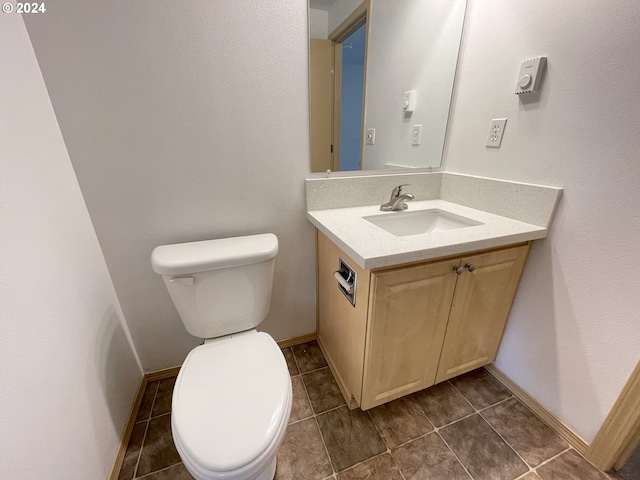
(316, 231, 530, 410)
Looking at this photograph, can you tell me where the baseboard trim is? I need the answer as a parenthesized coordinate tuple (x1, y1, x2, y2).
(484, 364, 589, 455)
(277, 333, 317, 349)
(145, 366, 182, 382)
(108, 374, 147, 480)
(108, 366, 182, 479)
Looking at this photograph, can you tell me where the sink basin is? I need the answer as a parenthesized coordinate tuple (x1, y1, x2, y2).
(363, 209, 483, 236)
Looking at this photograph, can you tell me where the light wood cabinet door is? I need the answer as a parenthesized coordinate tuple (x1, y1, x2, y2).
(361, 259, 458, 409)
(435, 244, 530, 383)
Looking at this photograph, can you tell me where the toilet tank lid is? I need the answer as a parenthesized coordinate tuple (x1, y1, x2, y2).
(151, 233, 278, 275)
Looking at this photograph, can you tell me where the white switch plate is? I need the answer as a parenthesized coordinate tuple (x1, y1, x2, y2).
(366, 128, 375, 145)
(404, 91, 417, 112)
(486, 118, 507, 148)
(412, 124, 422, 146)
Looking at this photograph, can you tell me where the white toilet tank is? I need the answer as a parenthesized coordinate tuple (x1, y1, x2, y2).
(151, 233, 278, 339)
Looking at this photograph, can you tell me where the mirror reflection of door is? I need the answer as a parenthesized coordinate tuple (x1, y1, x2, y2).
(338, 24, 366, 171)
(309, 0, 369, 173)
(310, 38, 333, 172)
(309, 0, 468, 173)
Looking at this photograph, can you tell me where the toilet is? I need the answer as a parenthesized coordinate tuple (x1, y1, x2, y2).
(150, 233, 292, 480)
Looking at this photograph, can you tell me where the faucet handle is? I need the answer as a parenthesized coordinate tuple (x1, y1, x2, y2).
(391, 183, 411, 199)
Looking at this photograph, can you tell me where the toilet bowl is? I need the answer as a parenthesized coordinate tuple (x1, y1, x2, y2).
(151, 234, 292, 480)
(172, 331, 291, 480)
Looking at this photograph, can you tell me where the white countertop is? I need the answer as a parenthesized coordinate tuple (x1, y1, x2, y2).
(307, 200, 547, 269)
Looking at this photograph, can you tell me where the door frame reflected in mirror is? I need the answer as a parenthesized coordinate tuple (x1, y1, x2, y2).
(308, 0, 468, 175)
(310, 0, 370, 173)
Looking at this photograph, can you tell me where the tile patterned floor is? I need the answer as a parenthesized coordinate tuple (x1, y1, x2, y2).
(117, 341, 616, 480)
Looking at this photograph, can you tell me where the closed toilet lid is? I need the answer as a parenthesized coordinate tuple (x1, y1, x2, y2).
(172, 332, 290, 474)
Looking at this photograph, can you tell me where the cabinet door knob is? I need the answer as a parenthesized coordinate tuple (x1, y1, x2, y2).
(453, 265, 464, 274)
(465, 264, 476, 272)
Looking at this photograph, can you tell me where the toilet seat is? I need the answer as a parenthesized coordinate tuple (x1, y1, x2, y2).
(172, 331, 292, 480)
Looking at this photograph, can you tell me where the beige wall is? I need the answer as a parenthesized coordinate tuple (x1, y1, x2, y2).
(24, 0, 316, 371)
(0, 15, 141, 478)
(444, 0, 640, 442)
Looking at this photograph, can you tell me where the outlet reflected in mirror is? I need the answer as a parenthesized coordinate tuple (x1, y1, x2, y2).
(308, 0, 468, 173)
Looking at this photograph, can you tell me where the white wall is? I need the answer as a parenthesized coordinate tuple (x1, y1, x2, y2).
(444, 0, 640, 442)
(363, 0, 466, 169)
(24, 0, 316, 371)
(310, 8, 329, 39)
(0, 16, 141, 479)
(328, 0, 362, 33)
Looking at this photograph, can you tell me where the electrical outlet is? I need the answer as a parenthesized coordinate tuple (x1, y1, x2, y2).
(412, 124, 422, 146)
(486, 118, 507, 148)
(366, 128, 376, 145)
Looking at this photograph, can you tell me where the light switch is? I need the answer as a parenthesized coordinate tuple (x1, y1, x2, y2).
(366, 128, 375, 145)
(403, 91, 416, 113)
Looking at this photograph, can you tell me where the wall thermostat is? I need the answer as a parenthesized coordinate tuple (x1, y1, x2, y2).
(515, 57, 547, 95)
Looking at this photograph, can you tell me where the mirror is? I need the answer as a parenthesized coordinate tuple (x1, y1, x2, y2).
(309, 0, 467, 172)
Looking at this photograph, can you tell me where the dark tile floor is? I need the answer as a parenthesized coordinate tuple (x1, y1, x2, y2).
(118, 341, 617, 480)
(616, 442, 640, 479)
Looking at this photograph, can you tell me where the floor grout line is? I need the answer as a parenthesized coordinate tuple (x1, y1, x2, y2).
(451, 374, 576, 477)
(477, 407, 534, 473)
(447, 379, 478, 411)
(405, 394, 436, 430)
(132, 381, 159, 479)
(438, 378, 548, 479)
(446, 377, 534, 470)
(534, 446, 572, 471)
(131, 420, 151, 480)
(299, 364, 332, 376)
(365, 408, 408, 480)
(288, 346, 302, 376)
(290, 343, 329, 377)
(338, 450, 402, 479)
(295, 360, 337, 478)
(135, 461, 182, 479)
(513, 471, 537, 480)
(447, 377, 542, 475)
(288, 399, 346, 427)
(477, 394, 515, 412)
(436, 430, 476, 480)
(430, 408, 479, 433)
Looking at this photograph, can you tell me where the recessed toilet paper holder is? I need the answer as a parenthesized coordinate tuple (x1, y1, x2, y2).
(334, 257, 357, 307)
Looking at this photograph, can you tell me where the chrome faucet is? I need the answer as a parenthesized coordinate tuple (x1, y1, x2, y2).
(380, 184, 415, 211)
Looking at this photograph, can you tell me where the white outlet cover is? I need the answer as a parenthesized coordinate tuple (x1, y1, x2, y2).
(412, 124, 422, 146)
(486, 118, 507, 148)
